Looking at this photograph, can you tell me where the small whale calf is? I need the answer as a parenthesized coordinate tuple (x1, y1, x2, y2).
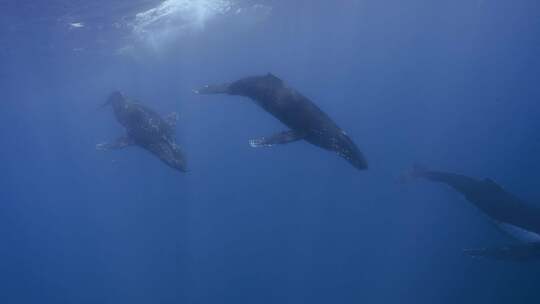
(97, 91, 187, 172)
(409, 166, 540, 261)
(194, 73, 367, 170)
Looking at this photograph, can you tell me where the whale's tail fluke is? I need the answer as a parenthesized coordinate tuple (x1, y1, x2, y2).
(193, 83, 231, 95)
(464, 243, 540, 261)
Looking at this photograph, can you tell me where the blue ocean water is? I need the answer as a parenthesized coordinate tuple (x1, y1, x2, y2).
(1, 0, 540, 303)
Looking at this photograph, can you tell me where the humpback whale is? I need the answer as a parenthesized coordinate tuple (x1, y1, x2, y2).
(97, 91, 187, 172)
(194, 73, 367, 170)
(409, 166, 540, 261)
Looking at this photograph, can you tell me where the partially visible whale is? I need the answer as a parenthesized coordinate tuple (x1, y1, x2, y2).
(97, 91, 187, 172)
(409, 166, 540, 261)
(194, 73, 367, 170)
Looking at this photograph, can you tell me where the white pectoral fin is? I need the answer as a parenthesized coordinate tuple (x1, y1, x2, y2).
(249, 130, 305, 148)
(96, 135, 133, 151)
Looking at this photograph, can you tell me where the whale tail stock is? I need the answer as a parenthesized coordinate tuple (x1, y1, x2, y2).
(399, 164, 429, 184)
(193, 83, 231, 95)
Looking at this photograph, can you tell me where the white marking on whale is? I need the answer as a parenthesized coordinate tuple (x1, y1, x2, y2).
(497, 222, 540, 243)
(69, 22, 84, 28)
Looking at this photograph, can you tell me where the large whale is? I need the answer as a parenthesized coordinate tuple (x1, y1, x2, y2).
(409, 166, 540, 261)
(97, 91, 187, 172)
(194, 73, 367, 170)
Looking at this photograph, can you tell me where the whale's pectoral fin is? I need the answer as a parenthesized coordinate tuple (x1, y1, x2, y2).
(464, 243, 540, 261)
(165, 112, 179, 128)
(96, 136, 133, 151)
(249, 130, 305, 148)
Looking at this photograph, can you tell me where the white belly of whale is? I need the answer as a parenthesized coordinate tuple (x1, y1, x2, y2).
(497, 222, 540, 243)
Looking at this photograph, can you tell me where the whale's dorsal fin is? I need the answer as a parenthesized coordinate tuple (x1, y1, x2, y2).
(484, 178, 497, 184)
(483, 178, 504, 191)
(249, 130, 305, 148)
(265, 73, 283, 84)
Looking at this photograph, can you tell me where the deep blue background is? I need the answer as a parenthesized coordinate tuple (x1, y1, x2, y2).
(1, 0, 540, 303)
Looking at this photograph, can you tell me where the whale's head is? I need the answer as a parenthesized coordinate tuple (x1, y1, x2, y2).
(103, 91, 127, 111)
(334, 131, 368, 170)
(195, 74, 283, 99)
(193, 83, 231, 95)
(228, 73, 283, 98)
